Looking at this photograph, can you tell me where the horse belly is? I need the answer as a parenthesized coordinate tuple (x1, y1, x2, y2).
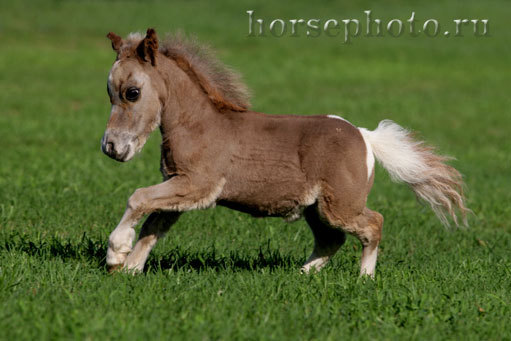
(218, 167, 309, 220)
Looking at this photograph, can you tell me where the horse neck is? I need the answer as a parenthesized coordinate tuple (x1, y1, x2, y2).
(158, 57, 220, 140)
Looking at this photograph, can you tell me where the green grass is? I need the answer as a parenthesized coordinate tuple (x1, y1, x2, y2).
(1, 0, 510, 339)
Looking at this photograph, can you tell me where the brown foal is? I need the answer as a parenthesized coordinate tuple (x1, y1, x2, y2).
(101, 29, 469, 276)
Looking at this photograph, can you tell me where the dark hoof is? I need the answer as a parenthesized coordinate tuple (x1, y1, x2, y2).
(108, 264, 124, 273)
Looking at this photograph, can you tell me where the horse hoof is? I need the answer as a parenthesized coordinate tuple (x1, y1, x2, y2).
(108, 264, 124, 273)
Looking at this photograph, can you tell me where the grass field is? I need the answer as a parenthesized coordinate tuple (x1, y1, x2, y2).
(1, 0, 510, 339)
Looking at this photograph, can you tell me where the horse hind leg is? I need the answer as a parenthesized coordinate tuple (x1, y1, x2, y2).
(301, 205, 347, 273)
(348, 207, 383, 277)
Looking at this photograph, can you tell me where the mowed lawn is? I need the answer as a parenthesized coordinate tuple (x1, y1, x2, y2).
(1, 0, 510, 339)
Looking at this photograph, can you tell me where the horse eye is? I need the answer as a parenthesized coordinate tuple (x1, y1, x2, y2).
(125, 87, 140, 102)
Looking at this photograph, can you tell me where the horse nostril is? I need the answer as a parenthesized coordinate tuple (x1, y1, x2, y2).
(107, 141, 115, 154)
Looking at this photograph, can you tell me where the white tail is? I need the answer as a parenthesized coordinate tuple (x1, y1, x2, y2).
(359, 120, 469, 226)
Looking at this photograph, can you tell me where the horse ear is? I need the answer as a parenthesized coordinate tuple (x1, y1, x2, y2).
(136, 28, 159, 66)
(107, 32, 123, 53)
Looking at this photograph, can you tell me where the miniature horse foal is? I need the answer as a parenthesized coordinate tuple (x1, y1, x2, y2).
(101, 29, 468, 276)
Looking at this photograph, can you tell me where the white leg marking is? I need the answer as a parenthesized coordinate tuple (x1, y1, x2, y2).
(106, 229, 135, 266)
(358, 128, 375, 180)
(123, 235, 158, 272)
(360, 245, 378, 277)
(301, 253, 331, 273)
(106, 210, 137, 267)
(107, 179, 225, 270)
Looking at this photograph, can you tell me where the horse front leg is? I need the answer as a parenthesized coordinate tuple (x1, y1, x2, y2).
(106, 175, 225, 272)
(106, 208, 140, 271)
(122, 211, 181, 272)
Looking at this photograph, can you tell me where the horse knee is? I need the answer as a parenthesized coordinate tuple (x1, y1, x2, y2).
(127, 188, 147, 213)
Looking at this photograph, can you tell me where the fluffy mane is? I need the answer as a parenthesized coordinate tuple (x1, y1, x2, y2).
(125, 32, 251, 112)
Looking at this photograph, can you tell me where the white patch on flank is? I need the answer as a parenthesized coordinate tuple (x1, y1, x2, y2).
(358, 128, 375, 180)
(327, 115, 350, 124)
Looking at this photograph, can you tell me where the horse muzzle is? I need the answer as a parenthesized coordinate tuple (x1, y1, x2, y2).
(101, 132, 136, 162)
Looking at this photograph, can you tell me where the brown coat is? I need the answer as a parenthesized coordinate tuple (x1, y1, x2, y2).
(101, 29, 468, 276)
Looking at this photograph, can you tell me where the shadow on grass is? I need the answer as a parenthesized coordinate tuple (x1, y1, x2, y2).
(0, 232, 301, 273)
(0, 232, 108, 267)
(145, 242, 300, 273)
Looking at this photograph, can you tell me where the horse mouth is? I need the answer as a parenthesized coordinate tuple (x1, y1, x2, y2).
(103, 145, 130, 162)
(116, 147, 131, 162)
(101, 138, 135, 162)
